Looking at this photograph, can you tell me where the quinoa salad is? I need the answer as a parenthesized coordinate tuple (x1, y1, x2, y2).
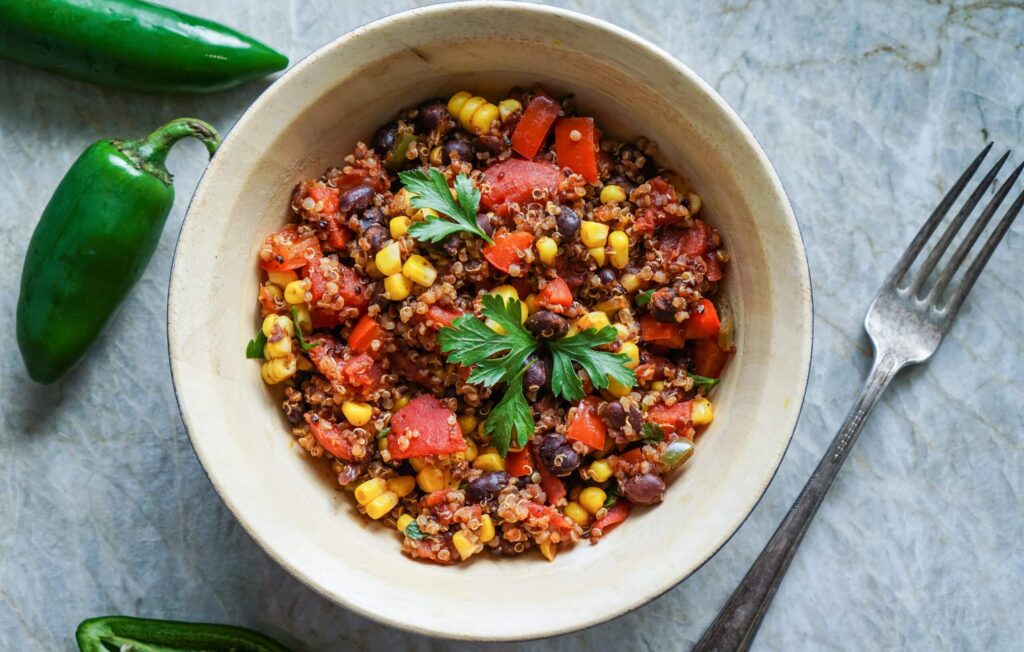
(248, 88, 735, 564)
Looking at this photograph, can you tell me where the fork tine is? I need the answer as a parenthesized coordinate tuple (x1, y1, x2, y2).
(908, 150, 1010, 296)
(927, 161, 1024, 305)
(885, 142, 993, 289)
(940, 184, 1024, 320)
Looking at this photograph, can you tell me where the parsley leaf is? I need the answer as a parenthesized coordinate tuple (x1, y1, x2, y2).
(635, 289, 654, 306)
(642, 422, 664, 443)
(437, 295, 536, 387)
(483, 369, 534, 456)
(404, 520, 427, 540)
(245, 330, 267, 359)
(603, 487, 619, 508)
(548, 326, 636, 401)
(290, 306, 321, 352)
(400, 169, 494, 244)
(688, 372, 720, 392)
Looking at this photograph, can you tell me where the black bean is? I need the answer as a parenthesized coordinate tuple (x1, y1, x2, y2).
(606, 174, 634, 193)
(525, 311, 569, 340)
(372, 123, 398, 156)
(362, 206, 386, 226)
(418, 100, 449, 132)
(441, 233, 461, 257)
(538, 434, 581, 477)
(466, 471, 511, 503)
(650, 288, 678, 323)
(476, 134, 506, 154)
(603, 402, 627, 429)
(595, 268, 617, 285)
(339, 185, 374, 213)
(475, 213, 495, 238)
(523, 356, 549, 392)
(627, 406, 644, 435)
(363, 225, 388, 254)
(556, 205, 581, 240)
(623, 473, 666, 505)
(443, 139, 474, 163)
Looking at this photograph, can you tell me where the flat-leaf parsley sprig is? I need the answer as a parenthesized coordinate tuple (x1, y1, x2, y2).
(399, 169, 494, 244)
(437, 295, 637, 455)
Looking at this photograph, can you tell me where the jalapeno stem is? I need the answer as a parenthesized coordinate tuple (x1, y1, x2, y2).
(117, 118, 222, 184)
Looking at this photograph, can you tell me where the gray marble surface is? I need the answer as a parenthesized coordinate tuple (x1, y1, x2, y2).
(1, 1, 1022, 650)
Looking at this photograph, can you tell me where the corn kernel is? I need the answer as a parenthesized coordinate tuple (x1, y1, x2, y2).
(579, 487, 607, 515)
(366, 491, 399, 520)
(390, 215, 411, 238)
(473, 452, 505, 472)
(384, 273, 413, 301)
(388, 475, 416, 498)
(612, 323, 631, 341)
(296, 354, 313, 372)
(600, 184, 627, 204)
(524, 293, 540, 315)
(608, 230, 630, 269)
(498, 98, 523, 122)
(375, 242, 403, 276)
(447, 91, 472, 116)
(397, 513, 414, 533)
(620, 341, 640, 368)
(470, 102, 500, 134)
(342, 401, 373, 427)
(463, 438, 478, 462)
(535, 236, 557, 265)
(403, 255, 437, 287)
(267, 269, 298, 287)
(564, 501, 590, 526)
(606, 377, 632, 398)
(589, 246, 607, 266)
(621, 272, 641, 292)
(581, 221, 609, 248)
(284, 278, 311, 304)
(595, 296, 628, 315)
(417, 466, 447, 492)
(413, 207, 439, 223)
(688, 192, 702, 214)
(491, 284, 519, 301)
(365, 260, 382, 278)
(394, 395, 410, 410)
(395, 188, 417, 216)
(478, 514, 495, 543)
(261, 283, 283, 305)
(539, 541, 558, 562)
(588, 459, 613, 483)
(429, 146, 444, 166)
(453, 530, 477, 560)
(458, 414, 478, 435)
(651, 381, 666, 391)
(264, 333, 292, 359)
(458, 96, 487, 130)
(260, 356, 296, 384)
(262, 314, 294, 338)
(355, 477, 387, 505)
(691, 396, 714, 426)
(408, 456, 424, 472)
(576, 311, 610, 332)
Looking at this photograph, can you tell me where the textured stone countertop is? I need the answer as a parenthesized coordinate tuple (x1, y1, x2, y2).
(1, 1, 1021, 650)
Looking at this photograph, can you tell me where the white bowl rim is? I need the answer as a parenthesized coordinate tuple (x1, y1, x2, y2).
(167, 0, 814, 641)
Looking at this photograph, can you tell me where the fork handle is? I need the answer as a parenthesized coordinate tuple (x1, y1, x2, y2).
(693, 351, 901, 652)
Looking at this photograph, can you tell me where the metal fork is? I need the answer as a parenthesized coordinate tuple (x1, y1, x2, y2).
(694, 143, 1024, 652)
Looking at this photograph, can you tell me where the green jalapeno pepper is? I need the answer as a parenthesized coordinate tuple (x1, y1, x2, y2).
(17, 118, 221, 384)
(0, 0, 288, 94)
(76, 616, 294, 652)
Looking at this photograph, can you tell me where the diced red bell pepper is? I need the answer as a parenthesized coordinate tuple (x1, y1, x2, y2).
(348, 315, 385, 356)
(258, 284, 282, 315)
(529, 443, 567, 505)
(566, 397, 607, 450)
(620, 448, 645, 465)
(639, 314, 686, 349)
(647, 400, 693, 436)
(483, 230, 535, 274)
(681, 299, 720, 340)
(259, 224, 322, 272)
(480, 159, 560, 216)
(592, 500, 631, 534)
(691, 339, 730, 378)
(538, 277, 573, 308)
(304, 413, 357, 461)
(506, 448, 534, 478)
(525, 502, 576, 536)
(387, 395, 466, 459)
(554, 117, 599, 184)
(324, 214, 352, 249)
(511, 94, 559, 160)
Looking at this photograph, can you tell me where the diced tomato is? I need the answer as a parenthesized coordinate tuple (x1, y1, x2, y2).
(635, 207, 658, 234)
(633, 178, 680, 234)
(422, 489, 457, 508)
(511, 94, 559, 160)
(538, 277, 573, 308)
(420, 305, 464, 329)
(647, 400, 693, 436)
(529, 443, 567, 505)
(639, 314, 686, 349)
(506, 448, 533, 478)
(592, 500, 631, 534)
(310, 308, 340, 330)
(691, 339, 730, 378)
(525, 502, 575, 536)
(306, 182, 340, 215)
(259, 225, 322, 272)
(620, 448, 645, 465)
(704, 254, 723, 282)
(480, 159, 560, 216)
(681, 299, 720, 340)
(387, 395, 466, 459)
(304, 257, 369, 315)
(483, 230, 535, 274)
(389, 353, 435, 388)
(324, 214, 352, 249)
(341, 353, 382, 391)
(348, 315, 385, 356)
(680, 220, 711, 256)
(566, 397, 607, 450)
(304, 413, 357, 461)
(258, 285, 282, 315)
(554, 117, 598, 184)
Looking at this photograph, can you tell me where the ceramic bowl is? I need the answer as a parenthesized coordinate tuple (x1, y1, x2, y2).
(168, 1, 812, 641)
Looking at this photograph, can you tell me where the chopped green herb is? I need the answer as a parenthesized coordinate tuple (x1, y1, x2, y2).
(642, 422, 664, 443)
(688, 372, 720, 392)
(377, 426, 390, 440)
(603, 488, 619, 508)
(290, 306, 320, 352)
(400, 169, 493, 244)
(482, 369, 534, 457)
(245, 330, 267, 359)
(635, 289, 655, 306)
(404, 520, 427, 540)
(549, 327, 636, 402)
(438, 294, 537, 387)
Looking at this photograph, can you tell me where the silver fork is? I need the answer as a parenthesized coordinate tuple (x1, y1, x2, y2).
(694, 143, 1024, 652)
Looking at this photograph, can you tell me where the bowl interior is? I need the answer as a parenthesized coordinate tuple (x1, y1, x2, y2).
(169, 3, 811, 641)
